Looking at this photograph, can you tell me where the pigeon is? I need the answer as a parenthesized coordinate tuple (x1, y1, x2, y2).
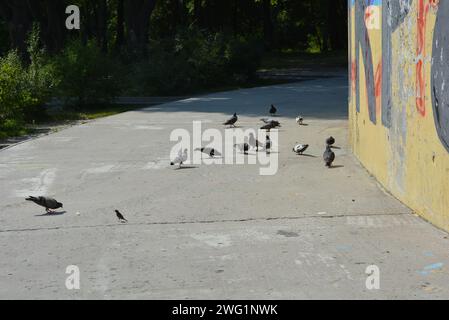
(296, 116, 304, 125)
(195, 147, 221, 158)
(115, 210, 128, 223)
(323, 145, 336, 168)
(326, 136, 336, 146)
(171, 148, 188, 168)
(223, 113, 238, 128)
(293, 143, 309, 155)
(269, 104, 277, 115)
(234, 143, 250, 154)
(248, 133, 264, 151)
(26, 196, 63, 213)
(260, 118, 281, 127)
(265, 135, 271, 154)
(260, 122, 278, 131)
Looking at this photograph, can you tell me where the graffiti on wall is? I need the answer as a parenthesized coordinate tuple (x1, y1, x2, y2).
(350, 0, 449, 152)
(431, 0, 449, 152)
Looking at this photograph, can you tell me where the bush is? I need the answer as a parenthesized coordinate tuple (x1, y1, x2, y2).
(23, 25, 59, 122)
(225, 35, 264, 81)
(127, 28, 264, 95)
(0, 51, 36, 134)
(55, 39, 123, 107)
(0, 27, 57, 137)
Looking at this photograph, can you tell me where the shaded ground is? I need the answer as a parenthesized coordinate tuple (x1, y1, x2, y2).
(1, 75, 449, 299)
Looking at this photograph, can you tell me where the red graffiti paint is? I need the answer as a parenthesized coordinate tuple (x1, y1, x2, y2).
(416, 0, 427, 116)
(365, 9, 372, 24)
(416, 0, 439, 117)
(375, 61, 382, 117)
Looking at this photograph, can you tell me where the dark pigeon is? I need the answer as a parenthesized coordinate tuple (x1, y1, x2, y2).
(26, 196, 63, 213)
(115, 210, 128, 223)
(265, 135, 271, 154)
(261, 122, 278, 131)
(234, 143, 250, 154)
(269, 104, 277, 115)
(323, 146, 336, 168)
(326, 136, 336, 146)
(223, 113, 238, 128)
(260, 118, 281, 127)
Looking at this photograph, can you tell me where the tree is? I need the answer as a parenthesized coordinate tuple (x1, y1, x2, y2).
(124, 0, 157, 54)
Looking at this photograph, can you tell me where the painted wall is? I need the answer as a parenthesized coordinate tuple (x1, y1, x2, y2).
(349, 0, 449, 231)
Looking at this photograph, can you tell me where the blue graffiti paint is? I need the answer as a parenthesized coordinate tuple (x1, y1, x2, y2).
(418, 262, 444, 275)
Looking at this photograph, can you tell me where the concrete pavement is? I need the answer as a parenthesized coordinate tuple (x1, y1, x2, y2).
(1, 74, 448, 299)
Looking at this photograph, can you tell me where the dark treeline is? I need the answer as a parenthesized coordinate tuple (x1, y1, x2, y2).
(0, 0, 347, 139)
(0, 0, 347, 56)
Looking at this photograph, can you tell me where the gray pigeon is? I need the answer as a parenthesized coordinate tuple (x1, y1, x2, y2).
(260, 118, 281, 128)
(171, 148, 188, 168)
(293, 143, 309, 155)
(223, 113, 238, 128)
(248, 133, 264, 151)
(115, 210, 128, 223)
(234, 143, 250, 154)
(265, 135, 271, 154)
(269, 104, 277, 115)
(26, 196, 63, 213)
(326, 136, 336, 146)
(261, 122, 278, 131)
(296, 116, 304, 125)
(195, 147, 221, 158)
(323, 145, 335, 167)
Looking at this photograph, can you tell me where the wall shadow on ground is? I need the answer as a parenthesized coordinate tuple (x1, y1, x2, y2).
(133, 75, 349, 121)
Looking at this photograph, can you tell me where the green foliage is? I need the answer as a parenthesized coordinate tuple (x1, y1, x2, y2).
(225, 36, 263, 80)
(0, 51, 28, 126)
(23, 25, 59, 121)
(0, 27, 58, 138)
(54, 39, 123, 106)
(129, 28, 263, 95)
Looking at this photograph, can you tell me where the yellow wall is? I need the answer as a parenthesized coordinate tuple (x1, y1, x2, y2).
(349, 0, 449, 231)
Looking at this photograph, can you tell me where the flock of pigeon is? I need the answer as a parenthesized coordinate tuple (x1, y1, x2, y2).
(170, 104, 337, 168)
(25, 104, 337, 223)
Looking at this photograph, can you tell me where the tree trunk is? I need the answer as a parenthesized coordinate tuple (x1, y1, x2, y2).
(96, 0, 108, 52)
(0, 0, 32, 56)
(124, 0, 157, 55)
(193, 0, 202, 27)
(116, 0, 125, 49)
(262, 0, 274, 50)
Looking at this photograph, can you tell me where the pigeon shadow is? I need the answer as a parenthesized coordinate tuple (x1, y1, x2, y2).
(330, 146, 341, 149)
(299, 123, 309, 126)
(298, 153, 317, 158)
(329, 165, 345, 169)
(35, 211, 67, 217)
(174, 166, 199, 170)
